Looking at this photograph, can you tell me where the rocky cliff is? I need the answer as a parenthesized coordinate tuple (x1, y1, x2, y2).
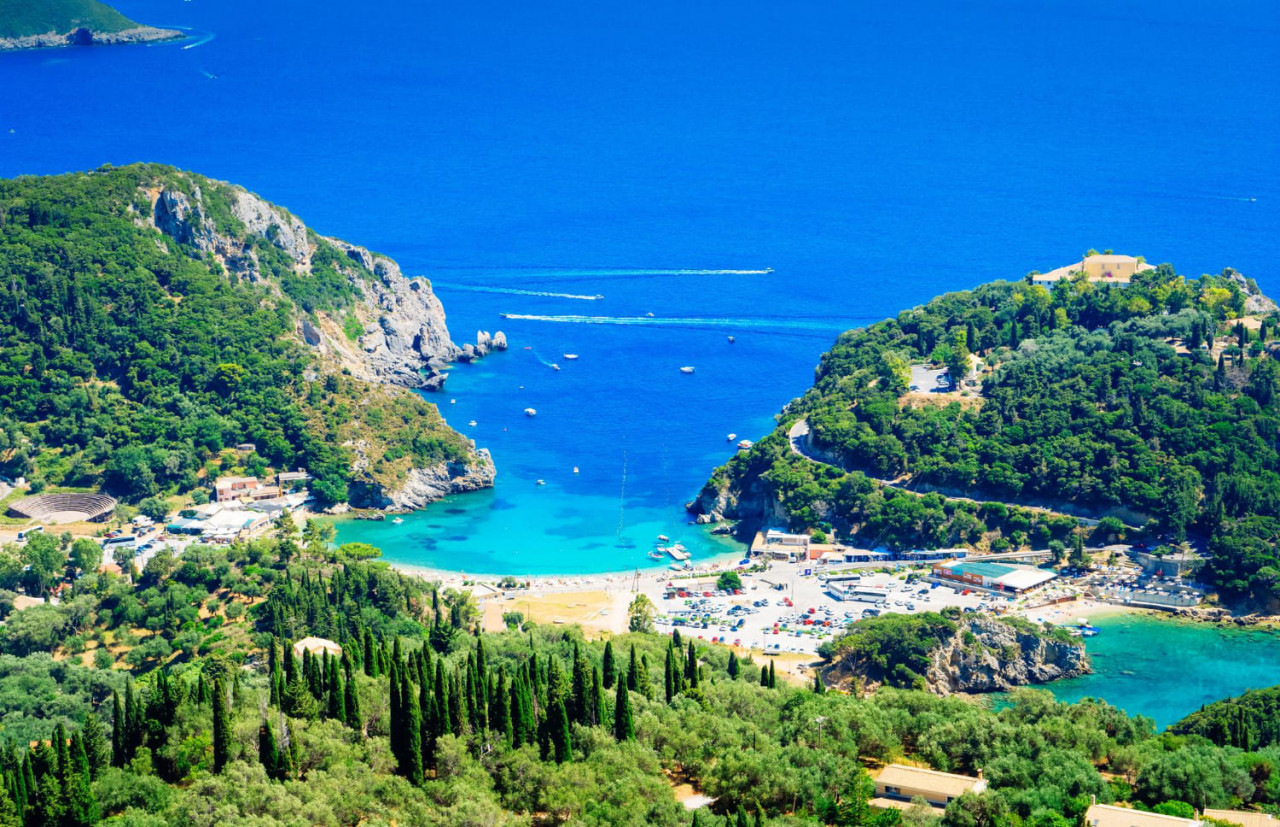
(145, 172, 503, 507)
(825, 615, 1089, 696)
(0, 25, 182, 51)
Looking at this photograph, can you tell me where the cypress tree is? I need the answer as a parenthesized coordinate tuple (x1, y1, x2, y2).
(728, 651, 739, 680)
(509, 674, 527, 748)
(493, 672, 513, 745)
(110, 691, 123, 767)
(613, 677, 634, 741)
(673, 629, 682, 650)
(402, 673, 424, 785)
(81, 713, 109, 780)
(754, 806, 765, 827)
(627, 645, 639, 692)
(448, 668, 465, 736)
(736, 805, 749, 827)
(434, 660, 450, 741)
(769, 661, 777, 689)
(570, 643, 591, 725)
(389, 657, 403, 764)
(813, 672, 825, 693)
(212, 678, 232, 773)
(549, 697, 572, 764)
(664, 646, 676, 702)
(259, 721, 280, 780)
(760, 664, 769, 687)
(344, 667, 361, 732)
(363, 629, 377, 677)
(602, 641, 615, 690)
(686, 642, 699, 689)
(328, 668, 346, 722)
(592, 666, 605, 727)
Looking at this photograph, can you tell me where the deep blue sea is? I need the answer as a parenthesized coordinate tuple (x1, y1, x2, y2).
(2, 0, 1277, 579)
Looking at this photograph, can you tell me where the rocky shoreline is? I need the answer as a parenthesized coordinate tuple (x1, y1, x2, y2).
(0, 26, 184, 52)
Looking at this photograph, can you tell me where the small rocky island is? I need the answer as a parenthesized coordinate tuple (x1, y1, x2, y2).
(0, 0, 182, 51)
(822, 612, 1089, 696)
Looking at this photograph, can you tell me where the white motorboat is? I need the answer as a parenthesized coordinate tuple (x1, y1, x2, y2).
(680, 366, 695, 374)
(727, 433, 736, 441)
(563, 354, 579, 360)
(524, 408, 537, 417)
(391, 517, 404, 525)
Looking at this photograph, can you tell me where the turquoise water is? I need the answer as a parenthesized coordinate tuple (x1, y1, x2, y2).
(1044, 614, 1280, 729)
(2, 0, 1276, 574)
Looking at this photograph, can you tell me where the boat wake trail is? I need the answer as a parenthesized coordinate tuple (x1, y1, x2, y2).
(434, 283, 603, 301)
(181, 30, 216, 50)
(499, 313, 876, 333)
(431, 267, 773, 282)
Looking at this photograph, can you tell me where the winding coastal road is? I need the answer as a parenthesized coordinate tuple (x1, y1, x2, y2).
(786, 418, 1098, 526)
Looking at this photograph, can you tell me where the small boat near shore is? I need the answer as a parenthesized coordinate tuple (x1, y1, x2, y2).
(726, 433, 736, 441)
(648, 551, 664, 560)
(391, 517, 404, 525)
(737, 439, 753, 450)
(658, 534, 670, 542)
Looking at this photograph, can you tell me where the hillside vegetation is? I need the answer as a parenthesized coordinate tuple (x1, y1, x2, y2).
(697, 262, 1280, 606)
(0, 0, 137, 39)
(0, 164, 474, 508)
(0, 529, 1273, 825)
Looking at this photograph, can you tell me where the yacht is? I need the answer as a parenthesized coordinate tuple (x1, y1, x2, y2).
(468, 420, 477, 427)
(524, 408, 537, 417)
(680, 366, 695, 374)
(728, 336, 735, 343)
(563, 354, 579, 360)
(648, 550, 665, 561)
(737, 439, 753, 450)
(726, 433, 736, 441)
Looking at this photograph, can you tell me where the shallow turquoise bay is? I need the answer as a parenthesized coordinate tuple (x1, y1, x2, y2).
(1042, 613, 1280, 729)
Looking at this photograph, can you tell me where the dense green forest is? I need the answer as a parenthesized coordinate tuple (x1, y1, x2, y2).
(0, 530, 1275, 825)
(0, 0, 137, 39)
(0, 165, 473, 508)
(1171, 686, 1280, 753)
(698, 262, 1280, 606)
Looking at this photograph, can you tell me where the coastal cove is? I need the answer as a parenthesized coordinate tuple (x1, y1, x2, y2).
(1037, 612, 1280, 729)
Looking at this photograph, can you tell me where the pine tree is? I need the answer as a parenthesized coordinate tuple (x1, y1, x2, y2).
(727, 650, 739, 680)
(613, 677, 634, 741)
(602, 641, 615, 690)
(212, 677, 232, 773)
(549, 697, 572, 764)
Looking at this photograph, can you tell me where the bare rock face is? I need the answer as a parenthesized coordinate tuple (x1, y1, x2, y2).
(348, 448, 497, 510)
(925, 617, 1090, 695)
(1221, 268, 1278, 314)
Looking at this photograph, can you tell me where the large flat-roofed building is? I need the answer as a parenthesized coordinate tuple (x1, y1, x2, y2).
(873, 764, 987, 808)
(1085, 804, 1199, 827)
(932, 560, 1057, 594)
(1031, 254, 1153, 288)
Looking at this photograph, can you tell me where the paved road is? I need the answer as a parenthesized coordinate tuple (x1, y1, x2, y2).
(787, 418, 1097, 526)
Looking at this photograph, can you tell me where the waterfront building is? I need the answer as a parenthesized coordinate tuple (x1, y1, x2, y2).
(931, 560, 1056, 593)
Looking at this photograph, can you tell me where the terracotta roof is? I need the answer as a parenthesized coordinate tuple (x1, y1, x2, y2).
(875, 765, 986, 798)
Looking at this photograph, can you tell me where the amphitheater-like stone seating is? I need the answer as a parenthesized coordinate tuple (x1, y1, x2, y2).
(8, 493, 117, 524)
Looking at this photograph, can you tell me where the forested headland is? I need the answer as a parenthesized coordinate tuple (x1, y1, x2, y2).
(0, 529, 1274, 825)
(0, 164, 477, 511)
(694, 261, 1280, 609)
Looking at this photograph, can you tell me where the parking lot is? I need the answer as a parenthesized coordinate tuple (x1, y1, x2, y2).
(649, 567, 991, 655)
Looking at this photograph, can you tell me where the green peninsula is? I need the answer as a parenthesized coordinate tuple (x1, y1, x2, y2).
(0, 163, 492, 510)
(0, 0, 181, 50)
(694, 255, 1280, 609)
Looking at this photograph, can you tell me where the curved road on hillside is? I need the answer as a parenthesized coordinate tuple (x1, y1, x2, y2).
(787, 418, 1098, 526)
